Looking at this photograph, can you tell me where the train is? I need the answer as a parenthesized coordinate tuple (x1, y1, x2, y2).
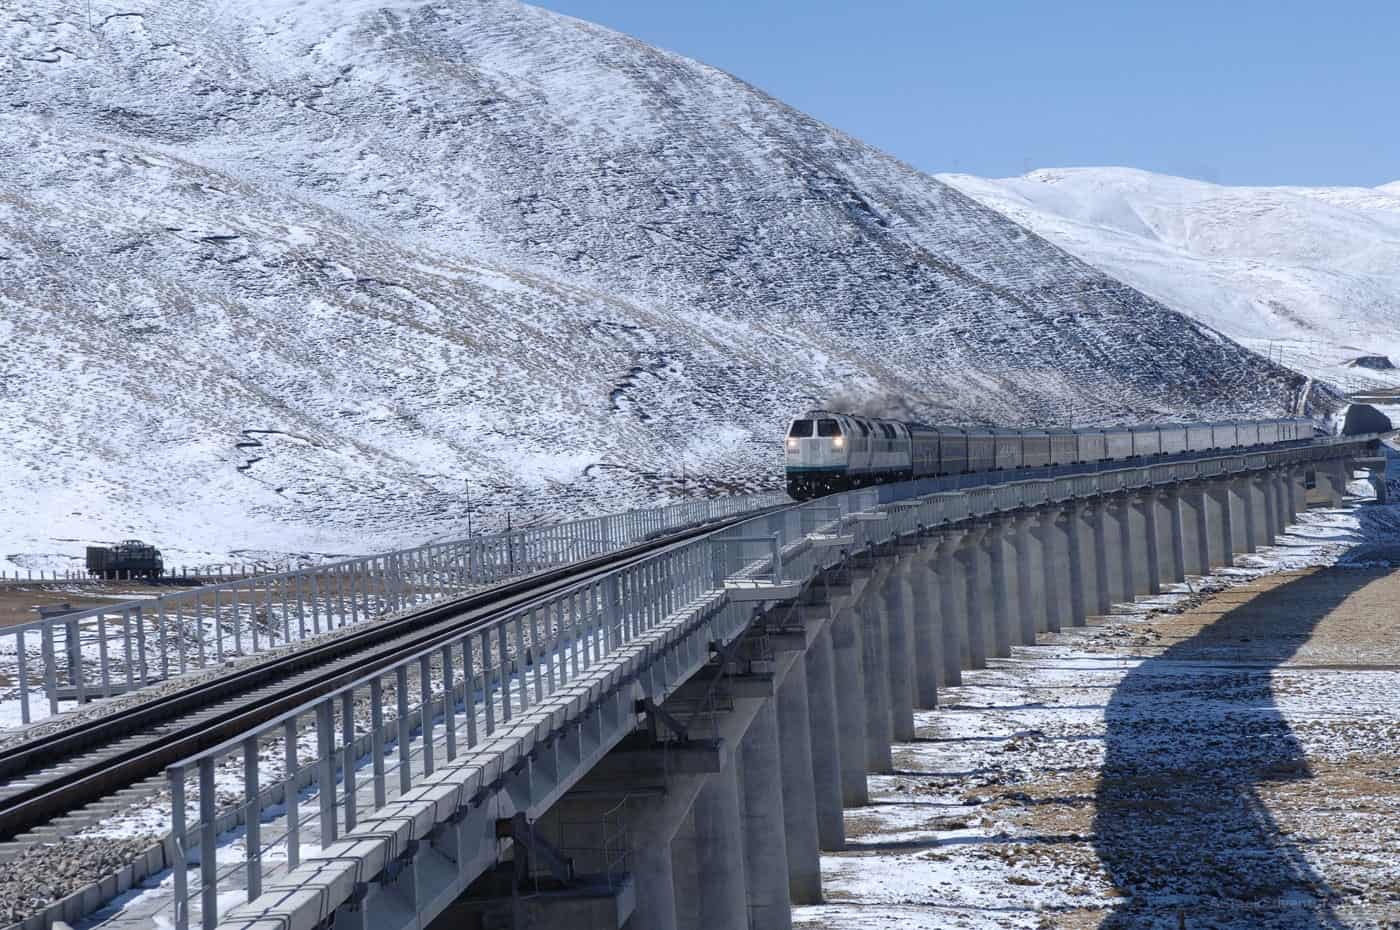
(784, 412, 1317, 500)
(86, 540, 165, 580)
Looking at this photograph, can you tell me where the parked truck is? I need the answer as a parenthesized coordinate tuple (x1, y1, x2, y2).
(86, 540, 165, 580)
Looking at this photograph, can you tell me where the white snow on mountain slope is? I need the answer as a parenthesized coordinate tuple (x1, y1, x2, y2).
(940, 168, 1400, 395)
(0, 1, 1311, 574)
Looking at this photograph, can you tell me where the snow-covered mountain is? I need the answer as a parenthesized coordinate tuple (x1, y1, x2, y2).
(940, 168, 1400, 394)
(1, 1, 1310, 573)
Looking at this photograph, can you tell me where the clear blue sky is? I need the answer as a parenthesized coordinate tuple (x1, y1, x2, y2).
(533, 0, 1398, 188)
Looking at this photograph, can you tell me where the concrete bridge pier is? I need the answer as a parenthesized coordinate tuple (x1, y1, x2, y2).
(803, 625, 845, 850)
(692, 760, 748, 930)
(1273, 469, 1293, 532)
(1019, 512, 1041, 644)
(857, 564, 895, 772)
(1182, 481, 1211, 577)
(1256, 472, 1276, 544)
(1264, 468, 1284, 539)
(935, 529, 967, 683)
(1323, 460, 1349, 506)
(1158, 485, 1187, 587)
(1064, 502, 1088, 626)
(1288, 466, 1306, 517)
(1089, 499, 1114, 616)
(1282, 465, 1299, 523)
(829, 596, 870, 806)
(1031, 508, 1066, 634)
(906, 551, 942, 707)
(956, 527, 989, 668)
(880, 558, 917, 741)
(1134, 490, 1162, 596)
(738, 701, 793, 930)
(1108, 495, 1133, 606)
(1233, 475, 1257, 555)
(1209, 480, 1236, 568)
(775, 657, 823, 903)
(985, 522, 1013, 658)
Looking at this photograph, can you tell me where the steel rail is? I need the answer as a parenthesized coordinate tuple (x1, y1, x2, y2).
(0, 507, 787, 842)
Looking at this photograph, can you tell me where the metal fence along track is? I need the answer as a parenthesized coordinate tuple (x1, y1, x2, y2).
(1, 494, 787, 728)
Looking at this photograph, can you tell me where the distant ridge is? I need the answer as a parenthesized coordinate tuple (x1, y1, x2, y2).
(942, 167, 1400, 395)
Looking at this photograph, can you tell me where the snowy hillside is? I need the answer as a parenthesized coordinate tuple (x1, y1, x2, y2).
(941, 168, 1400, 395)
(0, 1, 1310, 572)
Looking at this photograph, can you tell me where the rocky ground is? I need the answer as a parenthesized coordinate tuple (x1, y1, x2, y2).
(796, 503, 1400, 930)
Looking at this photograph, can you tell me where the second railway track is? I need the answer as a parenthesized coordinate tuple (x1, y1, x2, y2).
(0, 508, 784, 847)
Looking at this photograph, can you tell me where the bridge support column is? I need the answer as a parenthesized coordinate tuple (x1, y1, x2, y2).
(1160, 485, 1186, 586)
(1233, 476, 1256, 555)
(1032, 508, 1065, 634)
(1258, 471, 1276, 546)
(829, 600, 869, 806)
(632, 837, 680, 930)
(1089, 499, 1113, 616)
(936, 530, 966, 684)
(908, 550, 941, 706)
(1136, 490, 1162, 595)
(776, 658, 823, 902)
(1181, 482, 1210, 578)
(1288, 466, 1305, 517)
(803, 627, 845, 849)
(739, 701, 793, 930)
(1013, 514, 1039, 643)
(882, 562, 916, 741)
(1325, 460, 1348, 506)
(985, 522, 1013, 658)
(1065, 502, 1088, 626)
(1109, 495, 1133, 606)
(1260, 472, 1280, 544)
(694, 762, 749, 930)
(956, 527, 989, 668)
(1210, 480, 1236, 568)
(858, 570, 894, 772)
(1272, 469, 1291, 534)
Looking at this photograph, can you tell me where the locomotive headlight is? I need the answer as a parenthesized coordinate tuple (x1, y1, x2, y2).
(832, 436, 845, 449)
(786, 438, 798, 449)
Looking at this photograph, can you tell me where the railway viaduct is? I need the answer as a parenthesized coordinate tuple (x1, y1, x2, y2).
(9, 435, 1383, 930)
(148, 435, 1379, 930)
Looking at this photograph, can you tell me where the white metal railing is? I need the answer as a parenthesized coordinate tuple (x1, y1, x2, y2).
(0, 492, 786, 729)
(160, 435, 1378, 930)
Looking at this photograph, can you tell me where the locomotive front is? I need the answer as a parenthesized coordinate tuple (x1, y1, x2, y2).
(785, 411, 850, 500)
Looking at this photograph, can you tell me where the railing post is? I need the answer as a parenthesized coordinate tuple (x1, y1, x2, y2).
(42, 622, 58, 718)
(419, 655, 435, 777)
(370, 677, 388, 808)
(199, 756, 218, 930)
(341, 691, 357, 831)
(15, 631, 29, 725)
(396, 665, 412, 795)
(170, 765, 189, 930)
(243, 736, 262, 901)
(316, 700, 338, 847)
(284, 718, 300, 870)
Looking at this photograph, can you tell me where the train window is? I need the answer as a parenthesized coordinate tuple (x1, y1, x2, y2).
(817, 419, 842, 437)
(789, 420, 814, 438)
(856, 421, 870, 436)
(881, 424, 895, 438)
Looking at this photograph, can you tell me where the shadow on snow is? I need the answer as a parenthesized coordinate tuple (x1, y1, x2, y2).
(1092, 519, 1400, 929)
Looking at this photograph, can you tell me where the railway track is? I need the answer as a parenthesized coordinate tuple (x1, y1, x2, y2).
(0, 508, 783, 850)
